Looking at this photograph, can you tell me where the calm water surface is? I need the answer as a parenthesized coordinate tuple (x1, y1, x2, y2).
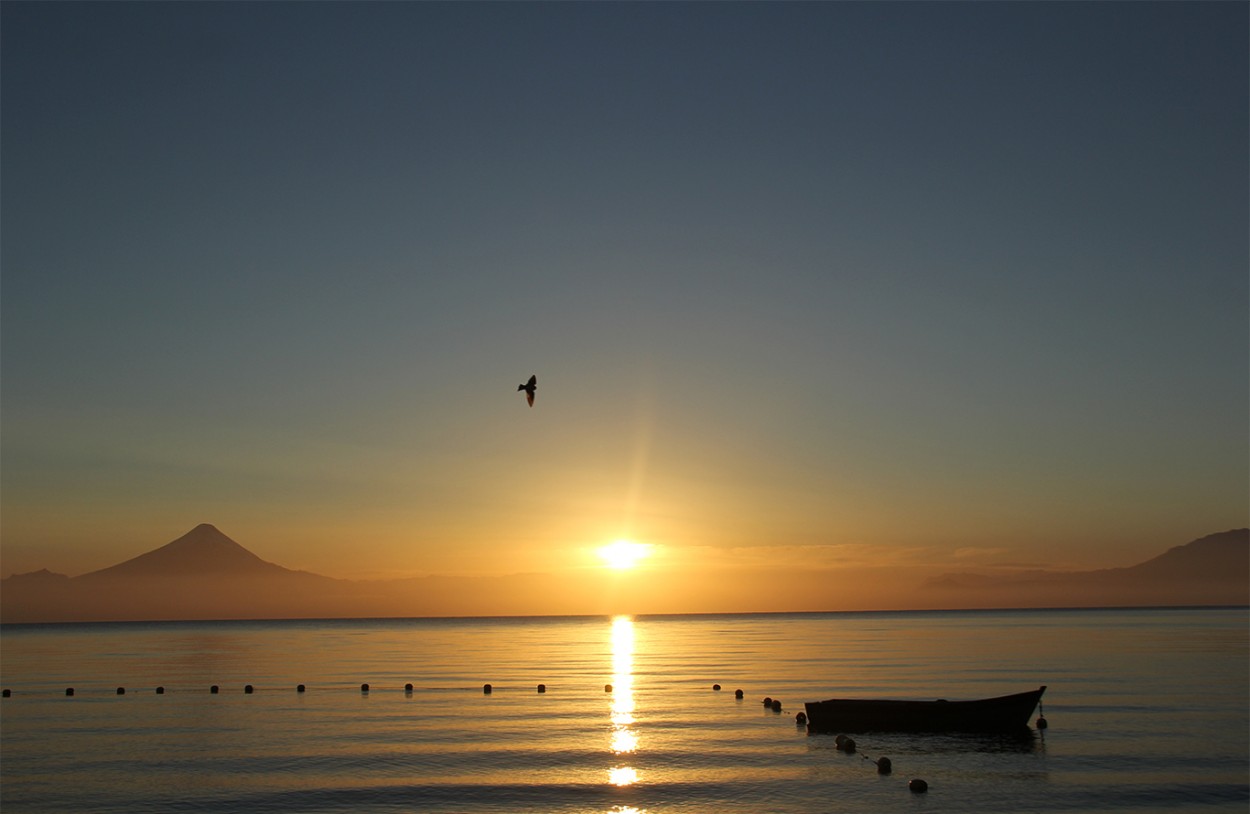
(2, 608, 1247, 813)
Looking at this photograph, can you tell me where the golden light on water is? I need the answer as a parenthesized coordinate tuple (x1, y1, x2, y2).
(611, 616, 635, 725)
(608, 766, 639, 786)
(611, 728, 638, 754)
(608, 615, 640, 787)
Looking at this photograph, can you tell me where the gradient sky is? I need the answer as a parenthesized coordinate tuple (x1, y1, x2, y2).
(2, 2, 1246, 604)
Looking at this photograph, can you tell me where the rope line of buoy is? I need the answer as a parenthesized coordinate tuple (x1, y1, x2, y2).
(2, 682, 773, 699)
(833, 733, 931, 792)
(739, 687, 934, 796)
(761, 685, 1052, 796)
(739, 687, 924, 792)
(821, 716, 1049, 794)
(0, 681, 637, 697)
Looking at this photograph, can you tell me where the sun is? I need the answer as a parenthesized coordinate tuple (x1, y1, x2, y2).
(598, 540, 652, 570)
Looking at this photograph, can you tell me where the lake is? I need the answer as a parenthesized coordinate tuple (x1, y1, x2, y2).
(1, 608, 1247, 813)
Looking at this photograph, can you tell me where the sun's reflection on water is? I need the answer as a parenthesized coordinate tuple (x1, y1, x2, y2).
(608, 765, 639, 787)
(608, 616, 639, 787)
(610, 728, 638, 754)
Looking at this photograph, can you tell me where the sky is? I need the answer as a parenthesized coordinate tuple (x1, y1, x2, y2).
(2, 2, 1246, 611)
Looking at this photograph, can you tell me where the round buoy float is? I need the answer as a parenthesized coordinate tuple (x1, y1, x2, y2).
(909, 778, 928, 793)
(2, 689, 10, 698)
(834, 734, 848, 748)
(795, 712, 807, 725)
(156, 686, 165, 695)
(297, 684, 306, 693)
(483, 683, 492, 694)
(66, 688, 75, 697)
(605, 684, 612, 693)
(712, 684, 721, 691)
(763, 697, 772, 707)
(1037, 715, 1048, 730)
(361, 683, 370, 693)
(244, 685, 254, 694)
(843, 737, 856, 753)
(771, 699, 782, 712)
(876, 757, 892, 774)
(405, 683, 414, 693)
(210, 685, 219, 694)
(116, 687, 125, 695)
(537, 684, 546, 694)
(735, 689, 744, 699)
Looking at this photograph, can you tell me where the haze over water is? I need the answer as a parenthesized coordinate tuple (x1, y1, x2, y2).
(3, 609, 1247, 813)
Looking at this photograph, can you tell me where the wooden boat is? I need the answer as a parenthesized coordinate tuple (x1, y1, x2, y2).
(804, 685, 1046, 733)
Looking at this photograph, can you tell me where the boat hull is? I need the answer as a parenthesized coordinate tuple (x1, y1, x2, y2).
(804, 686, 1046, 733)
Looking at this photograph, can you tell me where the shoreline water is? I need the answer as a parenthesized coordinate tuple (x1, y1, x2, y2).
(2, 608, 1246, 813)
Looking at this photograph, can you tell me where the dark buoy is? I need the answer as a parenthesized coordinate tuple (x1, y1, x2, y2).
(210, 685, 219, 694)
(66, 688, 75, 697)
(843, 737, 856, 753)
(2, 689, 10, 698)
(1037, 715, 1048, 730)
(405, 683, 414, 693)
(835, 734, 848, 748)
(795, 712, 807, 725)
(876, 757, 892, 774)
(771, 699, 782, 712)
(605, 684, 612, 693)
(909, 778, 928, 793)
(361, 683, 370, 693)
(537, 684, 546, 693)
(297, 684, 306, 693)
(116, 687, 125, 695)
(156, 686, 165, 695)
(483, 683, 492, 694)
(712, 684, 721, 691)
(763, 697, 772, 707)
(735, 689, 744, 699)
(244, 684, 254, 694)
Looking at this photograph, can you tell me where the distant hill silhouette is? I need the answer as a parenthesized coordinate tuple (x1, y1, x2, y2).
(923, 528, 1249, 607)
(2, 526, 1247, 622)
(1112, 529, 1249, 581)
(2, 524, 341, 623)
(80, 523, 297, 580)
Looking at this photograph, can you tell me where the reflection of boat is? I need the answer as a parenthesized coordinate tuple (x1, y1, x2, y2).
(804, 686, 1046, 733)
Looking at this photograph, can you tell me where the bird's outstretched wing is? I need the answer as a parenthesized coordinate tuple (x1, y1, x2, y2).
(518, 374, 537, 407)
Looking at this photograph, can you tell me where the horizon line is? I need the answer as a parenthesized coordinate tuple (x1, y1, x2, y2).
(3, 603, 1245, 629)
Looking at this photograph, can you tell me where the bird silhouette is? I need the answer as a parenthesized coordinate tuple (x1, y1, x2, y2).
(518, 374, 537, 407)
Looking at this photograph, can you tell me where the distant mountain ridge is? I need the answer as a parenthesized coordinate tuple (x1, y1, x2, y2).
(923, 528, 1249, 605)
(2, 524, 340, 623)
(1113, 529, 1248, 581)
(2, 526, 1247, 622)
(80, 523, 297, 579)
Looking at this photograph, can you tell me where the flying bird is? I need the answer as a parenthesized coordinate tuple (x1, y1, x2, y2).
(518, 374, 537, 407)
